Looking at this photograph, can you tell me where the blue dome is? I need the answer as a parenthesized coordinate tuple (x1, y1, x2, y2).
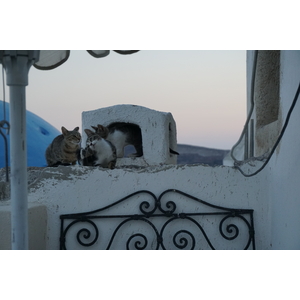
(0, 100, 60, 167)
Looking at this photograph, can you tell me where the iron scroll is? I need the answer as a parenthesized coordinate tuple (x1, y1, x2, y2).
(60, 189, 255, 250)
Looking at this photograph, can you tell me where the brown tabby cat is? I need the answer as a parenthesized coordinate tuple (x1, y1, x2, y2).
(45, 126, 81, 167)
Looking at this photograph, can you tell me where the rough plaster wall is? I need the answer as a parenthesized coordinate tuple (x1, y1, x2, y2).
(245, 50, 300, 249)
(254, 51, 281, 156)
(24, 163, 270, 250)
(255, 51, 280, 127)
(266, 51, 300, 249)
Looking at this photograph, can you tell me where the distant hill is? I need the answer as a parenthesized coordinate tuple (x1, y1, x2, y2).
(176, 144, 229, 166)
(124, 144, 230, 166)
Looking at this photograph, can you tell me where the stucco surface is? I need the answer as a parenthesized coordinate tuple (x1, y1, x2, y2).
(15, 163, 268, 249)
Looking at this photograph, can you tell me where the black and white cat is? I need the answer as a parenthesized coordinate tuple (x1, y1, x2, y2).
(92, 123, 179, 157)
(78, 129, 117, 169)
(91, 123, 143, 158)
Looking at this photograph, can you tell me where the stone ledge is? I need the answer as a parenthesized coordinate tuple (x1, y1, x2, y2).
(0, 203, 47, 250)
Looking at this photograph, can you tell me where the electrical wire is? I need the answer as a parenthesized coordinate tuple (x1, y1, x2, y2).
(2, 65, 6, 120)
(230, 50, 300, 177)
(235, 78, 300, 177)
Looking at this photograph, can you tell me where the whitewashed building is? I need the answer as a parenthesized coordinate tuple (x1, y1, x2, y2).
(1, 50, 299, 250)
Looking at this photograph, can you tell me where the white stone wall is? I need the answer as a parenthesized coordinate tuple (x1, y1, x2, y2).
(0, 202, 47, 250)
(234, 50, 300, 249)
(15, 163, 268, 250)
(265, 51, 300, 249)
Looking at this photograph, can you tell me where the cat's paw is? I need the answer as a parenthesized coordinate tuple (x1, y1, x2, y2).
(108, 161, 116, 169)
(127, 152, 143, 158)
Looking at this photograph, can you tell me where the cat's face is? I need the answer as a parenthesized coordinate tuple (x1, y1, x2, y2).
(66, 132, 81, 145)
(85, 128, 102, 150)
(86, 134, 101, 147)
(62, 126, 81, 145)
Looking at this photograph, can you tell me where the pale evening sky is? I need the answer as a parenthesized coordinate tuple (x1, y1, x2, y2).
(23, 50, 246, 150)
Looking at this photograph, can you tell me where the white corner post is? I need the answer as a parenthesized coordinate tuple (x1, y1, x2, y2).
(1, 51, 39, 250)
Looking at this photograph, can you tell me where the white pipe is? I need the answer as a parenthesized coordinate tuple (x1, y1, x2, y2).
(9, 85, 28, 249)
(2, 51, 39, 249)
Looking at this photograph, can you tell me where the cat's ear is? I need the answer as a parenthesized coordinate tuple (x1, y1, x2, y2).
(74, 127, 79, 132)
(61, 126, 68, 136)
(91, 126, 97, 132)
(97, 124, 109, 137)
(84, 129, 93, 137)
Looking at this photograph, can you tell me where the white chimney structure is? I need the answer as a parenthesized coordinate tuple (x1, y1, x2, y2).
(82, 105, 178, 166)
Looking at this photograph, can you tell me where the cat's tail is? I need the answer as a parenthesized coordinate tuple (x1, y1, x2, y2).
(170, 148, 179, 155)
(77, 148, 87, 165)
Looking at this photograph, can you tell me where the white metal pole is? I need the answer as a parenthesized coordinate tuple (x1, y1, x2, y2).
(1, 51, 39, 250)
(10, 84, 28, 249)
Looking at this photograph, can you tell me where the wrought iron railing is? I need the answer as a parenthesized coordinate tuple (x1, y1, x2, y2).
(60, 189, 255, 250)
